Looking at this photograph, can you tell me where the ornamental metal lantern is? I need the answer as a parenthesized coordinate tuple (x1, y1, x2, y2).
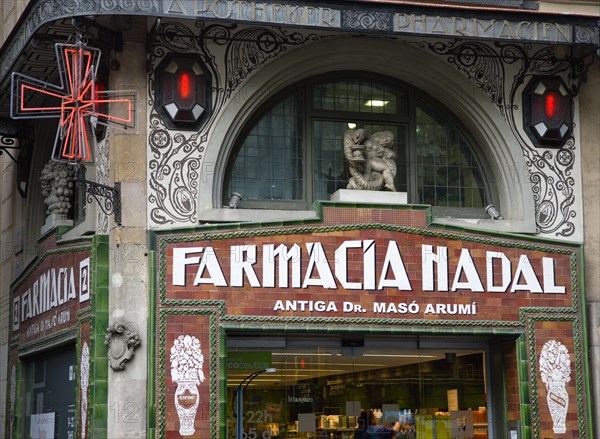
(155, 55, 211, 129)
(522, 76, 573, 148)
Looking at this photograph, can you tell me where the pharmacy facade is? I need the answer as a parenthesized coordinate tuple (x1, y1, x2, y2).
(0, 1, 598, 439)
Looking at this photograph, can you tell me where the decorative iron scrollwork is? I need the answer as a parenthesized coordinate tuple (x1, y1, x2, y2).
(0, 119, 26, 163)
(421, 39, 588, 238)
(75, 165, 122, 226)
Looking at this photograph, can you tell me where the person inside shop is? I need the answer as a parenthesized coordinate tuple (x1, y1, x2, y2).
(355, 410, 369, 439)
(362, 409, 401, 439)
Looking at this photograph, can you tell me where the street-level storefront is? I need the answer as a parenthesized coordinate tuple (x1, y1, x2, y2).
(1, 1, 598, 439)
(152, 205, 591, 439)
(7, 233, 108, 439)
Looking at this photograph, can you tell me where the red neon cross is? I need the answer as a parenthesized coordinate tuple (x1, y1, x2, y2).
(11, 42, 134, 163)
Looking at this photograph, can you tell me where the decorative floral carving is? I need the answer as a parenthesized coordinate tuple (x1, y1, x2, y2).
(170, 335, 205, 436)
(40, 160, 75, 223)
(540, 340, 571, 434)
(104, 319, 141, 371)
(80, 342, 90, 439)
(342, 10, 392, 31)
(95, 134, 110, 234)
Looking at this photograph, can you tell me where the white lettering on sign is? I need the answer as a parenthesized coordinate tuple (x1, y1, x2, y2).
(394, 13, 572, 43)
(274, 300, 338, 312)
(166, 0, 340, 28)
(12, 257, 90, 332)
(171, 240, 568, 295)
(159, 1, 573, 44)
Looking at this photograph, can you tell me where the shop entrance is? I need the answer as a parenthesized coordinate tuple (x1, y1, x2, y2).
(227, 335, 493, 439)
(23, 347, 76, 439)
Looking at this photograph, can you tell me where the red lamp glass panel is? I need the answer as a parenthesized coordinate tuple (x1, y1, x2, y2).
(523, 76, 573, 148)
(156, 57, 210, 128)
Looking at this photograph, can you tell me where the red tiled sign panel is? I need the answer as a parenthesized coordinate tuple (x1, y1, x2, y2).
(162, 229, 574, 321)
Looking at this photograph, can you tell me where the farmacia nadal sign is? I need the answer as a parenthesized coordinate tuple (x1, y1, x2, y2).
(160, 227, 575, 322)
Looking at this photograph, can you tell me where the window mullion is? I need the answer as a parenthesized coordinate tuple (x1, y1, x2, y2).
(304, 86, 313, 207)
(408, 90, 418, 204)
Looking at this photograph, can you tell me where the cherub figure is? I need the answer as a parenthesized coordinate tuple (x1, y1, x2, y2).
(343, 129, 397, 191)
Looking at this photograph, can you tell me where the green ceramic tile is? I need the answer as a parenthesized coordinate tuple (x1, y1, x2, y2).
(93, 380, 108, 402)
(520, 383, 530, 404)
(94, 291, 109, 311)
(94, 357, 109, 379)
(520, 404, 530, 421)
(92, 404, 108, 427)
(95, 243, 109, 263)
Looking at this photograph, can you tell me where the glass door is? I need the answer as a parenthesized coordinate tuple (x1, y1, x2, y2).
(226, 335, 492, 439)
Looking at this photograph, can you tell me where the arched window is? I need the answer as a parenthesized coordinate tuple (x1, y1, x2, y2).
(223, 74, 493, 217)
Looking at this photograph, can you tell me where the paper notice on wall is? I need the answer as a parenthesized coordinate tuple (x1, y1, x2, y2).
(30, 413, 55, 439)
(447, 389, 459, 411)
(298, 413, 316, 432)
(450, 410, 474, 438)
(346, 401, 361, 417)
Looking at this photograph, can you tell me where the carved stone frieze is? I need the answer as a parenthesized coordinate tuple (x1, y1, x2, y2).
(104, 319, 141, 371)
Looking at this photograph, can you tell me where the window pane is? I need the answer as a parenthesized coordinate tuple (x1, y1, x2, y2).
(226, 93, 304, 202)
(416, 103, 488, 209)
(313, 121, 348, 200)
(224, 79, 491, 212)
(313, 80, 406, 115)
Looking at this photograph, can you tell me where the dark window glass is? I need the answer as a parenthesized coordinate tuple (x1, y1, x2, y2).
(224, 76, 491, 214)
(415, 103, 486, 209)
(24, 348, 76, 439)
(226, 93, 304, 202)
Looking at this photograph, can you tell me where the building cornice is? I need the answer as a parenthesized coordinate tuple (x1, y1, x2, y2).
(0, 0, 598, 115)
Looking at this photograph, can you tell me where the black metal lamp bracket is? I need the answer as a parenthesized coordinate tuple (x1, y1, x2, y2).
(75, 167, 122, 226)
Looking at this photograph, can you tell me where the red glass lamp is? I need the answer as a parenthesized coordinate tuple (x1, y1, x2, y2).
(523, 76, 573, 148)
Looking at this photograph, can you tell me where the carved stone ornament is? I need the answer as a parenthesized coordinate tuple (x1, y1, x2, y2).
(343, 129, 397, 191)
(40, 160, 75, 229)
(104, 319, 141, 371)
(80, 342, 90, 439)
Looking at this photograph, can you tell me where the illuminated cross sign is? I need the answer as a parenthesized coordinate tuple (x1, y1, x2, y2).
(10, 41, 134, 163)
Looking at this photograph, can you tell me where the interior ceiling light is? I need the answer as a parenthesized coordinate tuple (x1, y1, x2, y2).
(364, 99, 389, 107)
(363, 354, 437, 358)
(273, 352, 334, 356)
